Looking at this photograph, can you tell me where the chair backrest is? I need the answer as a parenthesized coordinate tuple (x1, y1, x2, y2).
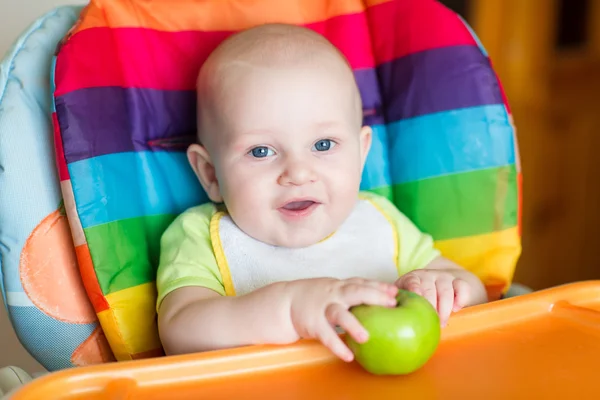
(0, 5, 115, 372)
(3, 0, 521, 366)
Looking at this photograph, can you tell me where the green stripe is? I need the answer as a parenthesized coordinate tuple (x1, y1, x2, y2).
(392, 165, 518, 240)
(366, 185, 393, 201)
(84, 214, 176, 295)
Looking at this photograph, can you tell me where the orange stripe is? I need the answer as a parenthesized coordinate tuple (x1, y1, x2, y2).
(74, 0, 394, 33)
(75, 244, 109, 312)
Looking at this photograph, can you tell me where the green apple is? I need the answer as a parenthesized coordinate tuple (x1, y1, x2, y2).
(346, 289, 441, 375)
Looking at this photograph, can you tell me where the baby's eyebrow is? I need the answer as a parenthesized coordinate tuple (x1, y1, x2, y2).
(227, 130, 275, 149)
(238, 128, 276, 137)
(313, 121, 345, 131)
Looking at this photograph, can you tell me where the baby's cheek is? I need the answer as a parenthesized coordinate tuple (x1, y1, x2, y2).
(225, 180, 267, 220)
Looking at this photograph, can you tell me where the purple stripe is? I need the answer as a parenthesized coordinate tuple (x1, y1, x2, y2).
(377, 45, 504, 122)
(55, 87, 197, 164)
(355, 67, 385, 126)
(55, 70, 383, 163)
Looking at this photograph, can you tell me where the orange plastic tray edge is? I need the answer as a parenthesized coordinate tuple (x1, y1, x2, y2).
(12, 280, 600, 399)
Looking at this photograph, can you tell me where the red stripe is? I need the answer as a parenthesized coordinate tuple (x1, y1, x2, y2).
(75, 244, 110, 313)
(55, 12, 375, 96)
(517, 172, 522, 237)
(367, 0, 477, 64)
(55, 0, 478, 95)
(493, 67, 512, 114)
(52, 112, 70, 181)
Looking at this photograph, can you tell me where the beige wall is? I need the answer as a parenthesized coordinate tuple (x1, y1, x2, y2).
(0, 0, 84, 374)
(1, 0, 84, 57)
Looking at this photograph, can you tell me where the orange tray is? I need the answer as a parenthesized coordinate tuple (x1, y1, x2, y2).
(12, 281, 600, 399)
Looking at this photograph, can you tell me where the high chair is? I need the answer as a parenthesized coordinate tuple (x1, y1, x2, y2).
(0, 0, 523, 397)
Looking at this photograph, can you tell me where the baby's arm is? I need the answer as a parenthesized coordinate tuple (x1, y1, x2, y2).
(158, 277, 398, 361)
(158, 282, 296, 355)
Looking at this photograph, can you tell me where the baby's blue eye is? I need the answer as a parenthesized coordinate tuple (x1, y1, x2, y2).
(313, 139, 335, 152)
(250, 146, 274, 158)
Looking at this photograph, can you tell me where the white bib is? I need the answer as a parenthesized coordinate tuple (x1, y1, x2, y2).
(212, 198, 399, 296)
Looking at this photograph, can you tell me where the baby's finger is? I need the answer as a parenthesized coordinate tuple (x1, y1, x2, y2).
(339, 284, 397, 308)
(452, 279, 470, 311)
(325, 304, 368, 344)
(316, 320, 354, 362)
(397, 273, 422, 295)
(436, 278, 454, 326)
(346, 278, 398, 296)
(420, 276, 438, 311)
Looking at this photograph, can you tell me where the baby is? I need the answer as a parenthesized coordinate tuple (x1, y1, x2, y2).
(156, 23, 487, 362)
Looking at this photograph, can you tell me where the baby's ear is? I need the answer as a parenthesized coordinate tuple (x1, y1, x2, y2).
(187, 143, 223, 203)
(359, 125, 373, 168)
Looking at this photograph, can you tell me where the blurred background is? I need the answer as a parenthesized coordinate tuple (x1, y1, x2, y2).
(441, 0, 600, 291)
(0, 0, 596, 373)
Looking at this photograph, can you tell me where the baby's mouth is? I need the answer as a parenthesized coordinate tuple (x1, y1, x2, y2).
(282, 201, 315, 211)
(278, 199, 320, 218)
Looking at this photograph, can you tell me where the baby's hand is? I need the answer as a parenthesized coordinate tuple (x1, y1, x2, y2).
(285, 277, 398, 362)
(395, 269, 470, 327)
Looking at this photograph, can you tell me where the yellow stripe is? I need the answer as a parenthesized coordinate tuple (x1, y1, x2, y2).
(97, 310, 130, 361)
(359, 193, 399, 269)
(102, 283, 163, 359)
(434, 227, 521, 290)
(210, 212, 237, 297)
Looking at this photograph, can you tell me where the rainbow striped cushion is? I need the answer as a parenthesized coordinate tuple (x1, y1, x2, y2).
(51, 0, 521, 361)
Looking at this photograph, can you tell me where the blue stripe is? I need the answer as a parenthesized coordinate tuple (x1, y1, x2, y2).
(69, 151, 208, 229)
(360, 124, 391, 191)
(388, 104, 515, 185)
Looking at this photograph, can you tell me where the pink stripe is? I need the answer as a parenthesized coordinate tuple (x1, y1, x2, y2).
(54, 12, 375, 96)
(52, 112, 69, 181)
(367, 0, 477, 64)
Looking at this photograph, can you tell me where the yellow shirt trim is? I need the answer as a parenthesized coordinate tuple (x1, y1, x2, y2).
(210, 211, 236, 297)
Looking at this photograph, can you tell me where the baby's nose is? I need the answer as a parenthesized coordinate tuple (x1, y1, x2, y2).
(278, 158, 317, 186)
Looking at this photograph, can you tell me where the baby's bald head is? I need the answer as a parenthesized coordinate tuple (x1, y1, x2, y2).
(187, 24, 373, 247)
(202, 23, 350, 70)
(195, 24, 363, 147)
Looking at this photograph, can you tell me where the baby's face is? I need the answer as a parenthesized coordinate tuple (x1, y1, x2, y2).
(200, 61, 370, 248)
